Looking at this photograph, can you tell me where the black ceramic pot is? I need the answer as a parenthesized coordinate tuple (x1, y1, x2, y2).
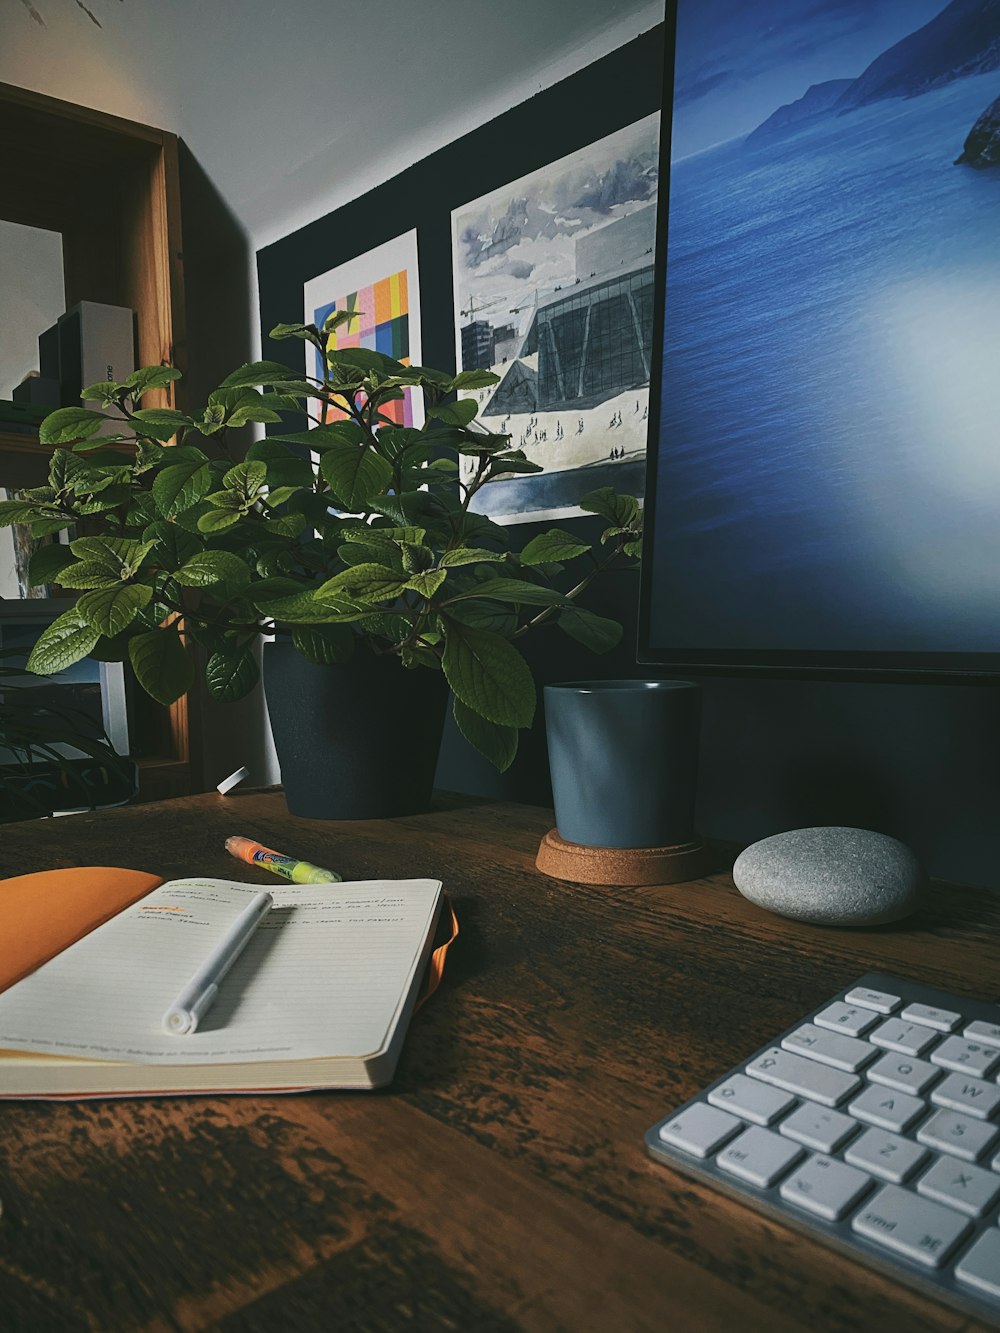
(263, 639, 450, 819)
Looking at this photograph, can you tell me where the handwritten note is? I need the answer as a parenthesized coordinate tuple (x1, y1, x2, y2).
(0, 878, 441, 1066)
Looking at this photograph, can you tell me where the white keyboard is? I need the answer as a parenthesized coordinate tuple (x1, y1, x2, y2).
(645, 972, 1000, 1324)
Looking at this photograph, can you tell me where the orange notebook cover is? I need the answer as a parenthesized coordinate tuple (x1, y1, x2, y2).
(0, 867, 164, 995)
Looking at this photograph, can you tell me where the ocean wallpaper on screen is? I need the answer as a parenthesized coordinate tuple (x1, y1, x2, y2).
(650, 0, 1000, 655)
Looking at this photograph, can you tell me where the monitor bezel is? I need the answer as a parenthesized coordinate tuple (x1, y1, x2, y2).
(636, 0, 1000, 684)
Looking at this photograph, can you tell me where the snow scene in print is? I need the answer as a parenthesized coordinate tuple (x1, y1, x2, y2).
(451, 115, 658, 522)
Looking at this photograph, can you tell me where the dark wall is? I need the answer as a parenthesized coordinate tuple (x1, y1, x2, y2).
(257, 23, 1000, 891)
(436, 542, 1000, 891)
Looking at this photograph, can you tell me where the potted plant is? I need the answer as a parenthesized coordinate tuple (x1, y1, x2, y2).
(0, 314, 642, 817)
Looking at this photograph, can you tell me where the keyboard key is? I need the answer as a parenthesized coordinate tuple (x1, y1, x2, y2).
(848, 1084, 925, 1133)
(746, 1047, 861, 1107)
(778, 1102, 858, 1154)
(917, 1109, 999, 1162)
(869, 1019, 938, 1056)
(867, 1052, 940, 1096)
(852, 1184, 971, 1268)
(657, 1104, 743, 1159)
(930, 1036, 999, 1079)
(900, 1003, 961, 1032)
(930, 1071, 1000, 1120)
(956, 1229, 1000, 1299)
(782, 1023, 877, 1073)
(963, 1020, 1000, 1050)
(779, 1153, 873, 1221)
(844, 1127, 928, 1183)
(846, 986, 900, 1014)
(715, 1125, 803, 1187)
(708, 1074, 795, 1126)
(813, 1002, 879, 1038)
(916, 1156, 1000, 1218)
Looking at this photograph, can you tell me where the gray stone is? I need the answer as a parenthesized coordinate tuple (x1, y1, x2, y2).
(732, 827, 923, 927)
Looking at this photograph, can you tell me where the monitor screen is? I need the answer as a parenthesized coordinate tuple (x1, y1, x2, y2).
(639, 0, 1000, 678)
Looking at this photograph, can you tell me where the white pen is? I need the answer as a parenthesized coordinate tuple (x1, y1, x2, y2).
(162, 890, 273, 1035)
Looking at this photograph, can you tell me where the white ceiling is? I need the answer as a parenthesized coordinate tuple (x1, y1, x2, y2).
(0, 0, 664, 248)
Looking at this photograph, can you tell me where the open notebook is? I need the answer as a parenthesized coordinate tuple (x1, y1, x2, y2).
(0, 874, 446, 1098)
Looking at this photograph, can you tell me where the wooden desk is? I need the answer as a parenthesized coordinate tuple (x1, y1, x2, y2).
(2, 793, 999, 1332)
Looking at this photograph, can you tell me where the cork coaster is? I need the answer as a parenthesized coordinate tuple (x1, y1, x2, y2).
(535, 829, 710, 887)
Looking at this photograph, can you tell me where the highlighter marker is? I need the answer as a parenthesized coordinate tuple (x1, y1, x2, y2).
(225, 835, 342, 884)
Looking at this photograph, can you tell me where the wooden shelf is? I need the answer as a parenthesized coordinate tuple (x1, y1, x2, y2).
(0, 81, 202, 798)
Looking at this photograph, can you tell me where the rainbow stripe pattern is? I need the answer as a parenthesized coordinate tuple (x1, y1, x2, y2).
(312, 269, 414, 426)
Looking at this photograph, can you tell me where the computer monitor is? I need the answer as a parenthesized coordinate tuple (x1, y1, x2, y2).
(638, 0, 1000, 680)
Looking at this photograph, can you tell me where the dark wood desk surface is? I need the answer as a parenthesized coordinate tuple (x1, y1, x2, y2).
(2, 793, 999, 1332)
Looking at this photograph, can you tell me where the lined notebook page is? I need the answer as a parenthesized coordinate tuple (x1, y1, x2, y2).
(0, 878, 441, 1065)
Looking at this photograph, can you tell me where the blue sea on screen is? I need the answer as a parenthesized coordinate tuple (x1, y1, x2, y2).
(655, 72, 1000, 652)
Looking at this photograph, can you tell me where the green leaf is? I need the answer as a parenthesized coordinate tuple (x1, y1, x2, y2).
(246, 440, 315, 489)
(441, 622, 535, 728)
(26, 607, 101, 676)
(223, 460, 267, 494)
(206, 642, 260, 702)
(27, 543, 75, 587)
(269, 321, 321, 344)
(450, 369, 500, 391)
(450, 577, 568, 607)
(69, 535, 153, 575)
(579, 488, 642, 529)
(519, 529, 591, 565)
(429, 398, 479, 427)
(48, 449, 86, 493)
(486, 458, 543, 478)
(205, 490, 249, 510)
(125, 366, 183, 396)
(291, 623, 355, 666)
(330, 347, 406, 376)
(38, 407, 107, 446)
(406, 568, 447, 599)
(265, 485, 299, 507)
(143, 521, 201, 569)
(128, 408, 193, 441)
(77, 583, 152, 637)
(265, 512, 307, 539)
(452, 696, 518, 772)
(173, 551, 251, 588)
(220, 360, 303, 388)
(152, 460, 212, 518)
(81, 381, 125, 406)
(558, 607, 623, 654)
(347, 525, 426, 547)
(0, 499, 58, 527)
(316, 562, 410, 604)
(319, 442, 392, 511)
(257, 589, 364, 625)
(444, 601, 517, 637)
(439, 547, 506, 568)
(129, 628, 194, 705)
(358, 612, 410, 643)
(246, 576, 302, 601)
(270, 421, 364, 450)
(196, 508, 242, 533)
(52, 561, 121, 590)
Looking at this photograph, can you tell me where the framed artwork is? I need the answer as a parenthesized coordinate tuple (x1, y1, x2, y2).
(302, 230, 424, 428)
(452, 114, 659, 523)
(257, 24, 665, 527)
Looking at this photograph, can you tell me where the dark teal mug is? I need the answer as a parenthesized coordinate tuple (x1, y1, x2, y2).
(544, 680, 700, 849)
